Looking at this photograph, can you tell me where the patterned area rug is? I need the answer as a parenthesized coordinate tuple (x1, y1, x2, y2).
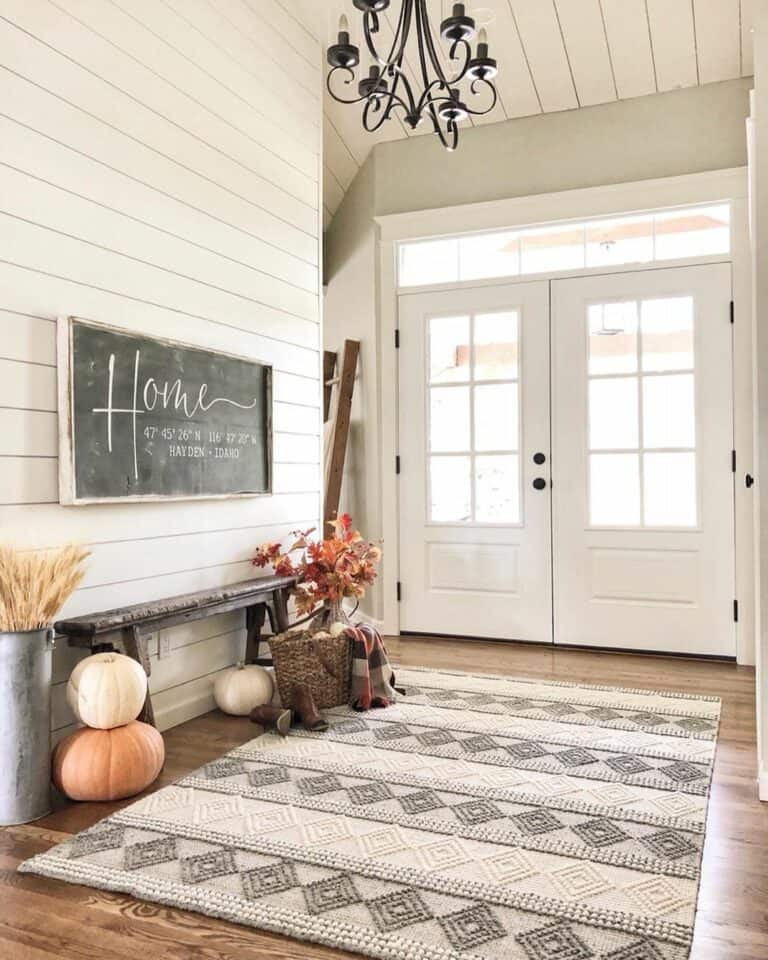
(21, 666, 720, 960)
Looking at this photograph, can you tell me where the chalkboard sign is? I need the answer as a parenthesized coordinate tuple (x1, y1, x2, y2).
(58, 318, 272, 504)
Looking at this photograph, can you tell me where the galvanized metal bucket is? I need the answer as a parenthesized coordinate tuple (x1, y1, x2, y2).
(0, 628, 54, 825)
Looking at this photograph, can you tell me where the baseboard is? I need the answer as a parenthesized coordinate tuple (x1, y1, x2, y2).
(353, 609, 385, 632)
(759, 766, 768, 802)
(155, 690, 217, 733)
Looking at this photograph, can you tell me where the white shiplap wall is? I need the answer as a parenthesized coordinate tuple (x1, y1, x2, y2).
(0, 0, 323, 738)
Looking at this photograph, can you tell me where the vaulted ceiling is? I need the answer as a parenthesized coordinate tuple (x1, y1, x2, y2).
(288, 1, 755, 229)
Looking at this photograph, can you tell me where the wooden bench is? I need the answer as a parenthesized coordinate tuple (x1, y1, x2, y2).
(55, 575, 296, 727)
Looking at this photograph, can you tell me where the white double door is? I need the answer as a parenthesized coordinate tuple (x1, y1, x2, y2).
(398, 264, 735, 656)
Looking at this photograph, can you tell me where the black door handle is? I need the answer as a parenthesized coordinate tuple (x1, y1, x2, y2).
(746, 474, 755, 488)
(533, 452, 546, 465)
(532, 477, 547, 491)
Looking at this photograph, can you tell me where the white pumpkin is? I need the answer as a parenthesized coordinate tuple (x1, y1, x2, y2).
(66, 652, 147, 729)
(214, 663, 274, 716)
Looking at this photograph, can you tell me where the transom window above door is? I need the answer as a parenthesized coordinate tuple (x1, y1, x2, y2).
(399, 204, 731, 288)
(587, 296, 698, 528)
(428, 310, 520, 525)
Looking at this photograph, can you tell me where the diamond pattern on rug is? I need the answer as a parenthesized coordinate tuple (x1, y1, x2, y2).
(459, 734, 498, 754)
(296, 773, 344, 796)
(68, 826, 126, 859)
(366, 888, 434, 932)
(416, 728, 455, 747)
(303, 874, 362, 914)
(451, 799, 504, 825)
(124, 837, 178, 870)
(438, 904, 507, 951)
(505, 740, 549, 760)
(570, 819, 630, 848)
(398, 790, 446, 815)
(638, 830, 698, 860)
(347, 782, 394, 805)
(604, 755, 653, 776)
(203, 759, 246, 780)
(241, 860, 299, 898)
(516, 921, 595, 959)
(675, 718, 714, 733)
(247, 765, 291, 788)
(180, 848, 237, 884)
(554, 748, 598, 767)
(629, 712, 666, 727)
(550, 863, 611, 900)
(373, 722, 413, 741)
(660, 761, 706, 783)
(333, 719, 368, 735)
(543, 702, 578, 717)
(512, 810, 564, 835)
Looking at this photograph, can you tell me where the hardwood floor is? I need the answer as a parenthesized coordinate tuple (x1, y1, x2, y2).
(2, 637, 766, 960)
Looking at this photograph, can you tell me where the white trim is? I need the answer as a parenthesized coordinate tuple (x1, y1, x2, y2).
(378, 168, 755, 667)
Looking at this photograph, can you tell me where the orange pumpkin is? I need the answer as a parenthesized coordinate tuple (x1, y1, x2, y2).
(53, 721, 164, 802)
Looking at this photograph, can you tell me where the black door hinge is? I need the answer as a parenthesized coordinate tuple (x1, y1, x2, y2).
(396, 581, 402, 603)
(732, 450, 737, 473)
(395, 455, 401, 475)
(733, 599, 739, 623)
(730, 300, 735, 324)
(395, 328, 400, 348)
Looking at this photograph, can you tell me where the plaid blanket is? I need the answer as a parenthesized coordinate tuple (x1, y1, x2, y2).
(346, 623, 397, 711)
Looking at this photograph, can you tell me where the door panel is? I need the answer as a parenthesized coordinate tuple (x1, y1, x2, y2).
(398, 282, 552, 642)
(551, 264, 735, 656)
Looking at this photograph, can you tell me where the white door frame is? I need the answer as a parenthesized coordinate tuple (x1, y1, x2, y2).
(376, 167, 755, 665)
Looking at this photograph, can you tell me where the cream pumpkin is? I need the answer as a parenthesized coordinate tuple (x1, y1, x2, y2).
(213, 663, 274, 715)
(53, 721, 164, 801)
(66, 652, 147, 729)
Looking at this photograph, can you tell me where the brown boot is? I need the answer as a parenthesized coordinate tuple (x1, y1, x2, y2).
(249, 704, 292, 736)
(292, 684, 328, 732)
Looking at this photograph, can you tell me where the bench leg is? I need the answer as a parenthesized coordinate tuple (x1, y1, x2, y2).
(273, 587, 290, 633)
(245, 604, 268, 665)
(123, 626, 155, 727)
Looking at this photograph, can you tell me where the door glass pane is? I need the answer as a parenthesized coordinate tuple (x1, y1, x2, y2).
(399, 238, 459, 286)
(474, 311, 519, 380)
(588, 302, 638, 374)
(430, 457, 471, 522)
(460, 232, 520, 281)
(520, 224, 585, 274)
(590, 453, 641, 526)
(654, 205, 730, 260)
(641, 297, 694, 372)
(642, 374, 695, 448)
(586, 215, 654, 267)
(429, 315, 470, 383)
(430, 386, 470, 452)
(644, 452, 697, 526)
(475, 455, 519, 523)
(474, 383, 518, 451)
(589, 378, 638, 449)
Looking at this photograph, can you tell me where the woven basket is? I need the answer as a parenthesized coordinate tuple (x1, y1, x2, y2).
(268, 628, 351, 710)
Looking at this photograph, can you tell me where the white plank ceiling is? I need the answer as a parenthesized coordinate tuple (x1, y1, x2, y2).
(281, 0, 755, 228)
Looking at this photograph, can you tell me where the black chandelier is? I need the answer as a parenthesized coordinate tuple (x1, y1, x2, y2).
(326, 1, 498, 152)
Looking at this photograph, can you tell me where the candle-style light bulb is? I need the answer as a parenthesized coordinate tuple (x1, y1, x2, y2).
(476, 26, 488, 58)
(339, 13, 349, 34)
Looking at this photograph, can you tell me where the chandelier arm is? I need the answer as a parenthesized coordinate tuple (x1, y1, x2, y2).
(415, 77, 450, 115)
(363, 87, 412, 132)
(418, 0, 450, 87)
(326, 66, 368, 105)
(446, 38, 473, 84)
(464, 78, 499, 116)
(379, 0, 413, 75)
